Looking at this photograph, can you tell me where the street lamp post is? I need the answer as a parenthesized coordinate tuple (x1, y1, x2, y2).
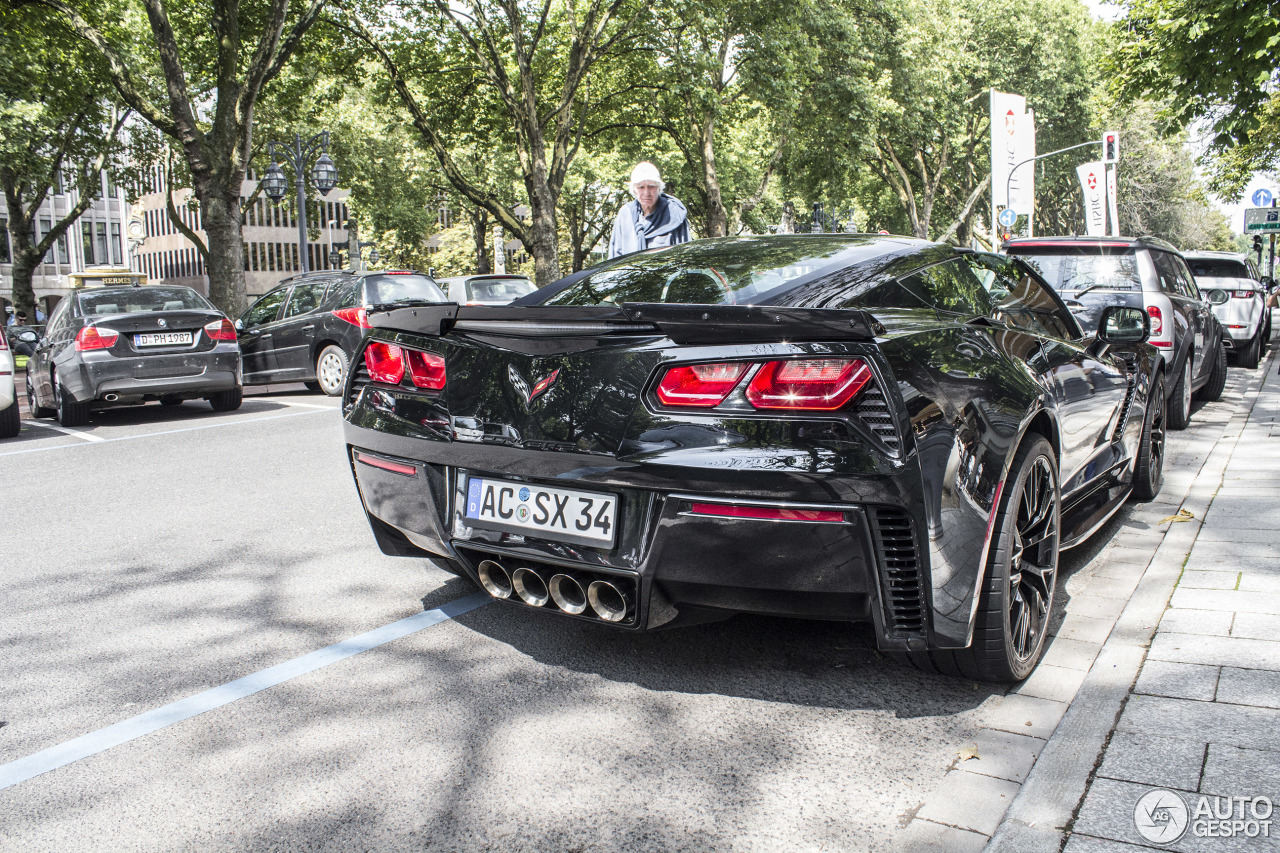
(260, 132, 338, 273)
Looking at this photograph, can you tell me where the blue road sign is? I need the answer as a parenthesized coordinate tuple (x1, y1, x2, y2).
(998, 208, 1018, 227)
(1253, 188, 1273, 207)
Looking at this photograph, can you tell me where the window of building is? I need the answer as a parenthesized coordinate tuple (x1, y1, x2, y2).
(82, 220, 95, 264)
(0, 219, 10, 263)
(111, 223, 122, 265)
(290, 243, 298, 271)
(95, 222, 108, 265)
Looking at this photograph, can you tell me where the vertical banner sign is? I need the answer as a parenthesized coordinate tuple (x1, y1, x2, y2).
(1105, 164, 1120, 237)
(991, 89, 1027, 236)
(1077, 162, 1106, 237)
(1017, 110, 1036, 236)
(493, 225, 506, 274)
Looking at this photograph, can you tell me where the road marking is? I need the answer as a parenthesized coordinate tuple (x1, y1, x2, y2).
(24, 421, 105, 442)
(0, 409, 326, 457)
(269, 399, 340, 410)
(0, 592, 491, 791)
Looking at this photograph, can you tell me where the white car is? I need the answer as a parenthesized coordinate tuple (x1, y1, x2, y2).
(0, 329, 19, 438)
(1185, 251, 1270, 369)
(437, 273, 536, 306)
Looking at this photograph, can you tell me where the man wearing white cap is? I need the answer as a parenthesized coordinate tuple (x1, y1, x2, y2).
(607, 161, 691, 258)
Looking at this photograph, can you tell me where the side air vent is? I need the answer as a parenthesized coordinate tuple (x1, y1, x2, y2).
(855, 384, 901, 452)
(1112, 375, 1137, 440)
(869, 507, 925, 635)
(344, 356, 371, 415)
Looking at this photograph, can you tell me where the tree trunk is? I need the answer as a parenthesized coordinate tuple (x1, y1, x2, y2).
(197, 186, 248, 317)
(472, 209, 491, 274)
(525, 182, 562, 285)
(701, 118, 728, 238)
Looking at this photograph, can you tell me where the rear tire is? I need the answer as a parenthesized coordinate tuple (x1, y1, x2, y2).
(1132, 372, 1166, 500)
(54, 374, 90, 427)
(1197, 342, 1227, 402)
(0, 393, 19, 438)
(1167, 357, 1192, 431)
(208, 388, 243, 412)
(315, 345, 348, 397)
(1240, 329, 1261, 369)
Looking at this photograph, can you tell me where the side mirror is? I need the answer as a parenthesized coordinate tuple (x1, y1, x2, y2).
(1097, 305, 1149, 344)
(234, 318, 245, 332)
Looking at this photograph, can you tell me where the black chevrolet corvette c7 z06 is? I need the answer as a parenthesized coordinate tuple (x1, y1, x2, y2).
(341, 235, 1166, 681)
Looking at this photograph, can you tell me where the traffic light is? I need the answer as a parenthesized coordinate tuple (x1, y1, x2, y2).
(1102, 131, 1119, 164)
(1255, 235, 1265, 260)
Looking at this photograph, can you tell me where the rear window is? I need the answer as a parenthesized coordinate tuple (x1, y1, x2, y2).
(1008, 249, 1142, 293)
(541, 237, 872, 306)
(361, 274, 445, 306)
(78, 287, 213, 315)
(467, 277, 535, 302)
(1187, 258, 1250, 280)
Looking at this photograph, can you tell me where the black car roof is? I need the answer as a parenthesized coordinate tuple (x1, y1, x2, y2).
(1004, 235, 1180, 253)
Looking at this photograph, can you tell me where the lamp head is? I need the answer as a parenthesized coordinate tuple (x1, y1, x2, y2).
(262, 161, 288, 202)
(312, 153, 337, 196)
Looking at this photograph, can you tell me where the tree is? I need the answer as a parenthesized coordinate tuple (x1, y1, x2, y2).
(342, 0, 643, 286)
(0, 7, 133, 319)
(15, 0, 327, 315)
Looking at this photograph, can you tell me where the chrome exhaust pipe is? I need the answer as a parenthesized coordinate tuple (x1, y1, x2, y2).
(512, 568, 550, 607)
(549, 573, 588, 615)
(587, 580, 631, 623)
(477, 560, 513, 599)
(103, 393, 119, 402)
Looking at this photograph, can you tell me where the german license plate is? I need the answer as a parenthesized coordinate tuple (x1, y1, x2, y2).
(135, 332, 192, 347)
(464, 477, 618, 547)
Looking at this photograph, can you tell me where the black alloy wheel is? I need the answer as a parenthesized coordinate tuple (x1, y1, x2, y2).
(965, 436, 1060, 682)
(1133, 372, 1166, 500)
(26, 371, 53, 418)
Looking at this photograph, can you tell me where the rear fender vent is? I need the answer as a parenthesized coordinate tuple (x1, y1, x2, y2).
(868, 507, 925, 636)
(1112, 375, 1137, 440)
(344, 355, 371, 415)
(855, 384, 901, 452)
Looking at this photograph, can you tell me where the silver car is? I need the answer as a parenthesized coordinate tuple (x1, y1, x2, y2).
(1184, 251, 1269, 369)
(437, 274, 536, 306)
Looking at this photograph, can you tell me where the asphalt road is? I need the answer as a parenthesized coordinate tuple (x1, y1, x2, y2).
(0, 368, 1254, 852)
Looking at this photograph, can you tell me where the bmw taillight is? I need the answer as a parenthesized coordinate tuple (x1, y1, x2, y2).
(364, 341, 405, 384)
(406, 349, 446, 390)
(655, 362, 748, 407)
(75, 326, 119, 351)
(745, 359, 873, 410)
(333, 306, 372, 328)
(204, 318, 237, 342)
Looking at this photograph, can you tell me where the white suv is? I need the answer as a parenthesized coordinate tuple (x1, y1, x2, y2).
(0, 329, 19, 438)
(1184, 251, 1269, 369)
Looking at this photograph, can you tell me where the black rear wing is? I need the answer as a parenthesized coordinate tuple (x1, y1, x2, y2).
(367, 302, 882, 345)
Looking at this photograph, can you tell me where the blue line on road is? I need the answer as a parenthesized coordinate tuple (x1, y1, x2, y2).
(0, 592, 491, 791)
(0, 408, 327, 458)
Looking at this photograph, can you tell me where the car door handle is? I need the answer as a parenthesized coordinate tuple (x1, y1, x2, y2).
(302, 324, 314, 331)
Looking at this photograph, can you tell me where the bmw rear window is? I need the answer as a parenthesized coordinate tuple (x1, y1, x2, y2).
(77, 287, 213, 315)
(362, 274, 445, 305)
(1008, 249, 1143, 293)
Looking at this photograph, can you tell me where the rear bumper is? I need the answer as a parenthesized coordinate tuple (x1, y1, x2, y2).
(66, 348, 242, 402)
(345, 423, 932, 650)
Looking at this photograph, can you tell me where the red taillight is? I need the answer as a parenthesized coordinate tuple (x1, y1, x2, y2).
(0, 333, 7, 351)
(745, 358, 872, 410)
(364, 342, 405, 384)
(1146, 305, 1163, 336)
(406, 349, 446, 390)
(354, 451, 418, 477)
(655, 362, 748, 407)
(689, 502, 845, 523)
(75, 326, 119, 351)
(1233, 291, 1254, 299)
(204, 318, 237, 342)
(333, 306, 371, 328)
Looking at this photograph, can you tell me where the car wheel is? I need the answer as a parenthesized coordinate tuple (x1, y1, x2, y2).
(960, 435, 1060, 682)
(315, 345, 348, 397)
(26, 371, 54, 418)
(53, 372, 90, 427)
(1167, 357, 1192, 431)
(1197, 341, 1228, 402)
(208, 388, 243, 412)
(1240, 329, 1261, 370)
(0, 392, 19, 439)
(1132, 372, 1166, 500)
(160, 394, 183, 406)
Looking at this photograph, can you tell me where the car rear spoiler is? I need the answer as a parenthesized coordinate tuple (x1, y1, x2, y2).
(367, 302, 882, 344)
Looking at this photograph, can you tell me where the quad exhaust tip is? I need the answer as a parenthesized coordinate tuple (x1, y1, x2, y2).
(477, 560, 513, 599)
(588, 580, 629, 623)
(549, 573, 588, 615)
(512, 567, 550, 607)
